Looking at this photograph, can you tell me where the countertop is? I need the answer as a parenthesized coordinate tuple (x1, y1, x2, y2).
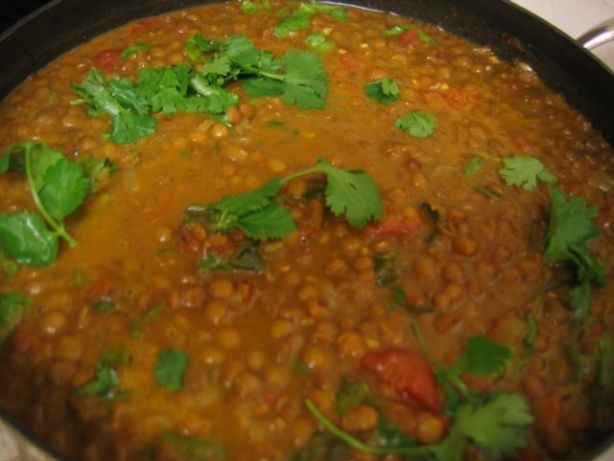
(1, 1, 613, 460)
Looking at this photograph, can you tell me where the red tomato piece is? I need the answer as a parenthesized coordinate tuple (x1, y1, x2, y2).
(399, 30, 418, 45)
(366, 217, 423, 240)
(94, 49, 122, 69)
(340, 53, 360, 73)
(361, 347, 442, 411)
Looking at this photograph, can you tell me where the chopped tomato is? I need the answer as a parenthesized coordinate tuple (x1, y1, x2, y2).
(340, 53, 360, 73)
(366, 217, 423, 239)
(399, 30, 418, 45)
(362, 347, 442, 411)
(94, 49, 122, 69)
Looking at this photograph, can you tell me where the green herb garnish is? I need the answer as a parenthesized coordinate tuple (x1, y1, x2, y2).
(306, 392, 531, 461)
(463, 156, 484, 175)
(77, 363, 120, 398)
(364, 77, 399, 104)
(305, 33, 336, 52)
(154, 349, 189, 391)
(395, 110, 438, 138)
(192, 157, 383, 240)
(274, 2, 346, 38)
(0, 142, 92, 266)
(0, 292, 30, 345)
(499, 156, 557, 191)
(120, 43, 150, 59)
(545, 186, 605, 315)
(185, 34, 221, 61)
(131, 303, 164, 339)
(383, 25, 407, 36)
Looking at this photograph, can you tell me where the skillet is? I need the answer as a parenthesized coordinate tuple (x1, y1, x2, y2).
(0, 0, 612, 459)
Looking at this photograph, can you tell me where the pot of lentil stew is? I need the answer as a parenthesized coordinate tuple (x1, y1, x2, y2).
(0, 1, 612, 461)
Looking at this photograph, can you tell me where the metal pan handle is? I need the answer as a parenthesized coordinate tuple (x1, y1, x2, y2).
(577, 17, 614, 49)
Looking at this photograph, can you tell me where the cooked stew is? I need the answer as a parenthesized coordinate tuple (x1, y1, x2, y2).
(0, 1, 612, 460)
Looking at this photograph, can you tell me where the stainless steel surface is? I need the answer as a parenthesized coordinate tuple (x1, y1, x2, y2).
(578, 17, 614, 48)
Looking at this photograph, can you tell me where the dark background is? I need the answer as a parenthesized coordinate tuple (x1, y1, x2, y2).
(0, 0, 52, 32)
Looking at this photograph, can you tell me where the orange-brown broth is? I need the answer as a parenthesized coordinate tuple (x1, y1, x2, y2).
(0, 1, 612, 460)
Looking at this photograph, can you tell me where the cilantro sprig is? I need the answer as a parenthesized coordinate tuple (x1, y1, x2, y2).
(191, 158, 383, 240)
(0, 292, 31, 345)
(0, 143, 93, 266)
(499, 156, 557, 191)
(365, 78, 400, 104)
(396, 110, 438, 138)
(154, 349, 189, 391)
(545, 185, 605, 314)
(306, 392, 531, 461)
(274, 2, 346, 38)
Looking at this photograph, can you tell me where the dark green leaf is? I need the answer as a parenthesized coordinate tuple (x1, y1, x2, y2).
(199, 253, 233, 272)
(395, 110, 438, 138)
(523, 315, 538, 352)
(0, 292, 30, 345)
(162, 433, 227, 461)
(376, 417, 417, 449)
(383, 25, 407, 36)
(463, 156, 484, 175)
(336, 380, 374, 415)
(80, 157, 117, 191)
(186, 34, 220, 61)
(77, 363, 120, 398)
(237, 204, 297, 240)
(365, 78, 400, 104)
(373, 252, 397, 286)
(499, 156, 557, 191)
(111, 111, 156, 144)
(131, 303, 164, 339)
(314, 158, 383, 228)
(154, 349, 189, 391)
(240, 0, 259, 14)
(242, 77, 285, 98)
(228, 244, 264, 272)
(282, 50, 328, 110)
(457, 335, 512, 376)
(305, 33, 336, 52)
(0, 212, 58, 267)
(39, 158, 90, 221)
(417, 30, 436, 44)
(120, 43, 150, 59)
(215, 179, 283, 219)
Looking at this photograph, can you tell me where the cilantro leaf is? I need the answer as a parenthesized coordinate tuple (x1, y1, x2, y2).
(240, 0, 259, 14)
(38, 159, 90, 221)
(384, 25, 407, 36)
(275, 3, 345, 38)
(456, 335, 512, 376)
(80, 157, 117, 191)
(185, 33, 220, 61)
(463, 156, 484, 175)
(215, 179, 283, 220)
(281, 50, 328, 109)
(305, 33, 336, 52)
(106, 77, 150, 115)
(73, 69, 156, 143)
(120, 43, 150, 59)
(313, 158, 383, 228)
(545, 186, 601, 274)
(336, 380, 374, 415)
(236, 204, 297, 240)
(77, 363, 120, 398)
(396, 110, 438, 138)
(0, 212, 58, 267)
(499, 156, 557, 191)
(417, 30, 436, 44)
(192, 159, 381, 241)
(242, 77, 285, 97)
(137, 65, 192, 114)
(154, 349, 189, 391)
(0, 142, 94, 262)
(189, 75, 239, 114)
(365, 78, 399, 104)
(0, 292, 30, 345)
(454, 393, 532, 458)
(162, 433, 228, 461)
